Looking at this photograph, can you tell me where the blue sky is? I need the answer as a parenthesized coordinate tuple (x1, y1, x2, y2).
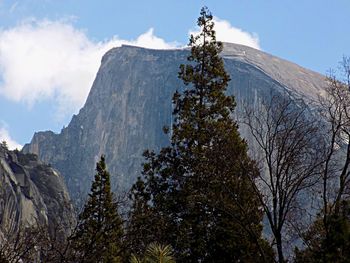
(0, 0, 349, 149)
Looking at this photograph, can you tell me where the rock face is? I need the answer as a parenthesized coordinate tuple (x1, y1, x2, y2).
(0, 144, 75, 241)
(22, 43, 327, 200)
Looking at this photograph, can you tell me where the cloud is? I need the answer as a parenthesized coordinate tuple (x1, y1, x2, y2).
(189, 17, 260, 50)
(132, 28, 178, 50)
(0, 19, 178, 118)
(0, 17, 260, 121)
(0, 125, 22, 150)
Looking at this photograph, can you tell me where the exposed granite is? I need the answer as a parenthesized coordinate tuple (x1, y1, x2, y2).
(22, 43, 327, 201)
(0, 145, 75, 242)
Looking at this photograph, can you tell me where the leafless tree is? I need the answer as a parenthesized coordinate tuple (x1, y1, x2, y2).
(0, 226, 42, 263)
(243, 94, 323, 263)
(317, 56, 350, 248)
(0, 214, 77, 263)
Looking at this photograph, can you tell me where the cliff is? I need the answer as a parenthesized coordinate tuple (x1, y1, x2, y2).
(22, 43, 326, 200)
(0, 143, 75, 242)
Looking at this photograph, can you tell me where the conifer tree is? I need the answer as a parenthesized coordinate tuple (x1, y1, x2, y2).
(128, 7, 273, 262)
(71, 155, 123, 263)
(294, 206, 350, 263)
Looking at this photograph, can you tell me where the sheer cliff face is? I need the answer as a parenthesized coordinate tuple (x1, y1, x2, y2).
(0, 145, 75, 241)
(22, 43, 326, 200)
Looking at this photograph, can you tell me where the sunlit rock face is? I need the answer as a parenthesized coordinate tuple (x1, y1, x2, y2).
(23, 43, 326, 201)
(0, 145, 75, 241)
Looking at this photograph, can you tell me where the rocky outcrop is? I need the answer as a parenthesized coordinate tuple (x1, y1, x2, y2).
(22, 43, 327, 201)
(0, 144, 75, 242)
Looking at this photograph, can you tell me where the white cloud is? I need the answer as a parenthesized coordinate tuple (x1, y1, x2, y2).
(0, 125, 22, 150)
(0, 19, 178, 118)
(189, 17, 260, 50)
(132, 28, 178, 50)
(0, 17, 260, 121)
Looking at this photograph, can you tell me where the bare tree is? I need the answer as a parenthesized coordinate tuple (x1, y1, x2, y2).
(317, 56, 350, 250)
(243, 95, 323, 262)
(0, 226, 42, 263)
(0, 215, 77, 263)
(292, 57, 350, 262)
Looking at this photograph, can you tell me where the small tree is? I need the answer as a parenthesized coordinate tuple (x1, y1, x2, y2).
(0, 226, 42, 263)
(243, 95, 323, 262)
(130, 243, 176, 263)
(294, 204, 350, 262)
(70, 155, 124, 263)
(295, 56, 350, 262)
(128, 7, 273, 263)
(319, 56, 350, 219)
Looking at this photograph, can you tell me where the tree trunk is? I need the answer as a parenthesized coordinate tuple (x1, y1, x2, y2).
(276, 233, 284, 263)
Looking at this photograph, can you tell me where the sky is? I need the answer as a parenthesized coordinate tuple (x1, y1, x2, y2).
(0, 0, 349, 149)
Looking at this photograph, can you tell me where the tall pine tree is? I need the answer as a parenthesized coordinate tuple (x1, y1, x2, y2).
(70, 155, 123, 263)
(127, 7, 272, 262)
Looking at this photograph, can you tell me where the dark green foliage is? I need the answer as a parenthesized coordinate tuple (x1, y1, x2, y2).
(295, 202, 350, 263)
(70, 155, 123, 263)
(127, 7, 273, 263)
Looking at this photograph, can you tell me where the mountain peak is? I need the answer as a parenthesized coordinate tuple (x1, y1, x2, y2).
(23, 45, 327, 201)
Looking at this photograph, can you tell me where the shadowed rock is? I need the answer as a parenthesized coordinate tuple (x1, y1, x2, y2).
(0, 144, 75, 242)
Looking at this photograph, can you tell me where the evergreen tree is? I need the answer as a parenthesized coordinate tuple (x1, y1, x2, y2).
(127, 7, 273, 262)
(294, 202, 350, 262)
(70, 155, 123, 263)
